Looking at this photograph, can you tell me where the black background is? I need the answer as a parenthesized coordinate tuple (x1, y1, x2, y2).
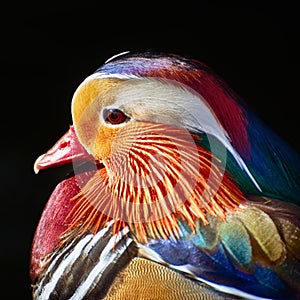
(1, 2, 299, 299)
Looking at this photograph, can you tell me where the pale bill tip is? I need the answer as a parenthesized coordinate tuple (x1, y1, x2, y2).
(33, 154, 45, 174)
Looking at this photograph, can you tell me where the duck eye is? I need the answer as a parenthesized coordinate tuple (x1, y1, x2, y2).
(103, 108, 130, 125)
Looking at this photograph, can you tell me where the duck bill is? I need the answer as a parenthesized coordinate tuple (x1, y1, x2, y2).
(31, 125, 96, 282)
(34, 125, 93, 173)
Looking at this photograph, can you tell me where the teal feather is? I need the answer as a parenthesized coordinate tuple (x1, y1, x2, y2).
(219, 218, 252, 270)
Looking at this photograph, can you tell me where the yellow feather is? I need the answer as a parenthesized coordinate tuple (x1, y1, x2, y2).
(236, 207, 286, 263)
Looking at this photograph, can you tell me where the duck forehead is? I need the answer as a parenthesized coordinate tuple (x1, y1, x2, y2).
(71, 76, 122, 125)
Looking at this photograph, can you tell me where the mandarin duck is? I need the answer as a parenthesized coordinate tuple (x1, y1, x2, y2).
(30, 51, 300, 300)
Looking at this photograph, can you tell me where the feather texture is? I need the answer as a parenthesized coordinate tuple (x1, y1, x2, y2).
(31, 51, 300, 300)
(146, 196, 300, 299)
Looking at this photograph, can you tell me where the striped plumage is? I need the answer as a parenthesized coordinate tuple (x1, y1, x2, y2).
(31, 51, 300, 300)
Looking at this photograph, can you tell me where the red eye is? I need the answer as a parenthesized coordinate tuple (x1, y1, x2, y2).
(103, 108, 129, 124)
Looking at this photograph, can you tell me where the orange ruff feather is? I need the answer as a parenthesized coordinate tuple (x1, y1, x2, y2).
(66, 122, 245, 242)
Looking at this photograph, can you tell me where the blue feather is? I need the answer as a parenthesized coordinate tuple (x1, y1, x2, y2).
(148, 237, 295, 299)
(245, 112, 300, 204)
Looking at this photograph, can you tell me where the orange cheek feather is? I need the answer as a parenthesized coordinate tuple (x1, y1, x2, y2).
(64, 122, 245, 243)
(93, 126, 119, 161)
